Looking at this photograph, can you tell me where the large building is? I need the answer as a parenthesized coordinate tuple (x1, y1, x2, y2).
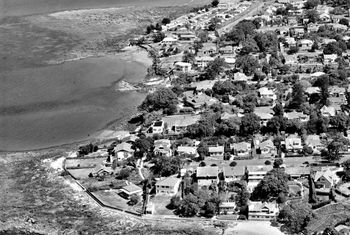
(155, 177, 181, 196)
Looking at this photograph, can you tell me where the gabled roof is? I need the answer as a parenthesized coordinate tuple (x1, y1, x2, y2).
(122, 183, 142, 194)
(208, 146, 224, 153)
(156, 177, 181, 187)
(249, 201, 278, 212)
(162, 114, 200, 127)
(231, 142, 251, 151)
(114, 142, 134, 153)
(314, 168, 335, 184)
(197, 166, 219, 177)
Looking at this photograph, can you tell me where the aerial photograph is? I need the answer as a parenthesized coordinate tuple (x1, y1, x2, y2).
(0, 0, 350, 234)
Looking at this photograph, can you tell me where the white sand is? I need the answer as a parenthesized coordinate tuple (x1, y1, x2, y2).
(225, 221, 284, 235)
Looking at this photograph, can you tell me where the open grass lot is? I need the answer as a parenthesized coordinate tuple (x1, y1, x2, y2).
(65, 157, 105, 168)
(92, 190, 142, 214)
(151, 194, 174, 216)
(67, 168, 95, 179)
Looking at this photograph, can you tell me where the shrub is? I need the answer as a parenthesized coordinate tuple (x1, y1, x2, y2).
(230, 161, 237, 167)
(265, 160, 272, 165)
(129, 194, 139, 206)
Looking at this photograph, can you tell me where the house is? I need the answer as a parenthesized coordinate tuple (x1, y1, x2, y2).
(162, 36, 178, 45)
(305, 87, 321, 96)
(305, 134, 325, 153)
(183, 91, 218, 111)
(177, 146, 198, 157)
(162, 114, 200, 135)
(154, 139, 172, 157)
(320, 105, 336, 117)
(248, 201, 279, 220)
(285, 166, 310, 179)
(323, 54, 338, 65)
(284, 111, 310, 123)
(90, 166, 114, 178)
(231, 142, 252, 157)
(114, 142, 134, 161)
(191, 80, 217, 91)
(285, 134, 303, 152)
(198, 43, 217, 56)
(196, 166, 219, 187)
(222, 166, 237, 183)
(257, 87, 277, 101)
(175, 62, 192, 72)
(179, 34, 197, 43)
(256, 139, 276, 157)
(219, 202, 237, 215)
(195, 56, 215, 68)
(150, 120, 165, 134)
(218, 0, 237, 9)
(119, 183, 143, 199)
(329, 86, 346, 98)
(246, 165, 273, 192)
(320, 12, 331, 23)
(208, 145, 225, 158)
(155, 177, 181, 196)
(298, 39, 313, 51)
(314, 168, 341, 189)
(219, 45, 235, 55)
(290, 26, 305, 37)
(254, 111, 273, 126)
(234, 72, 250, 82)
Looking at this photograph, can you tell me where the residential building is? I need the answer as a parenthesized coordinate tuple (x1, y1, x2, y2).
(284, 111, 310, 123)
(246, 165, 273, 192)
(218, 0, 238, 9)
(257, 87, 277, 101)
(314, 168, 341, 189)
(285, 134, 303, 152)
(198, 43, 217, 56)
(196, 166, 219, 187)
(222, 166, 237, 182)
(208, 145, 225, 158)
(155, 177, 181, 196)
(256, 139, 276, 157)
(248, 201, 279, 220)
(231, 142, 252, 157)
(162, 36, 178, 45)
(183, 91, 218, 111)
(150, 120, 165, 134)
(154, 139, 172, 157)
(285, 166, 310, 179)
(195, 56, 215, 68)
(175, 62, 192, 72)
(298, 39, 313, 51)
(162, 114, 201, 135)
(305, 134, 325, 153)
(114, 142, 134, 161)
(320, 105, 336, 117)
(177, 146, 198, 157)
(119, 183, 143, 199)
(219, 202, 237, 215)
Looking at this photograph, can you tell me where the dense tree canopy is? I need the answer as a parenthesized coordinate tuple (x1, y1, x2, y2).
(278, 202, 313, 234)
(251, 168, 289, 201)
(240, 113, 261, 136)
(139, 88, 178, 114)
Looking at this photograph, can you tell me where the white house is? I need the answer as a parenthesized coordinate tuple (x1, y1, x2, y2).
(258, 87, 277, 101)
(248, 201, 279, 220)
(231, 142, 252, 157)
(285, 134, 303, 152)
(114, 142, 134, 161)
(154, 139, 172, 157)
(298, 39, 313, 51)
(208, 145, 225, 158)
(175, 61, 192, 72)
(196, 166, 219, 187)
(177, 146, 198, 157)
(151, 120, 165, 134)
(155, 177, 181, 196)
(320, 105, 336, 117)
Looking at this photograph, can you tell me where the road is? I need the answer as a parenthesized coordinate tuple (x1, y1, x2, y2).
(217, 1, 268, 36)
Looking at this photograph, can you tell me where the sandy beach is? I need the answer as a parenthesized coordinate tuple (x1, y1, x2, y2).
(224, 221, 284, 235)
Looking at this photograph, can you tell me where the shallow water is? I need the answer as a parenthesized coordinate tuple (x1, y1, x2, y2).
(0, 56, 147, 151)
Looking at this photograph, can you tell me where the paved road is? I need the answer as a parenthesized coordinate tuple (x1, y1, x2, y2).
(217, 1, 268, 36)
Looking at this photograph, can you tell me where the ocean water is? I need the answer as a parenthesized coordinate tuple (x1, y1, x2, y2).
(0, 0, 205, 18)
(0, 56, 147, 151)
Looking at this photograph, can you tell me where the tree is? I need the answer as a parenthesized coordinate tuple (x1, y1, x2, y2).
(240, 113, 261, 136)
(273, 158, 284, 168)
(212, 80, 236, 96)
(273, 103, 284, 117)
(133, 137, 152, 157)
(236, 55, 260, 76)
(203, 58, 227, 80)
(161, 17, 171, 25)
(343, 159, 350, 181)
(211, 0, 219, 7)
(322, 227, 340, 235)
(339, 18, 349, 26)
(118, 168, 131, 179)
(323, 42, 344, 55)
(251, 168, 289, 201)
(304, 0, 320, 9)
(167, 195, 181, 209)
(305, 9, 320, 23)
(289, 83, 306, 109)
(176, 194, 200, 217)
(330, 112, 350, 133)
(129, 194, 139, 206)
(278, 202, 313, 234)
(309, 174, 317, 203)
(230, 161, 237, 167)
(323, 135, 350, 162)
(265, 160, 272, 165)
(151, 155, 181, 177)
(254, 32, 278, 53)
(139, 88, 178, 114)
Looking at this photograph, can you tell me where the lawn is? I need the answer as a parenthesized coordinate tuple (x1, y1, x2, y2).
(150, 194, 174, 216)
(65, 157, 105, 169)
(92, 190, 142, 214)
(67, 168, 94, 179)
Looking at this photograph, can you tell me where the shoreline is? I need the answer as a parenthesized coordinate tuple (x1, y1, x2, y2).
(0, 45, 152, 153)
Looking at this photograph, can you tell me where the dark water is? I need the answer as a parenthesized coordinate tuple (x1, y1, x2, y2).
(0, 55, 147, 151)
(0, 0, 201, 18)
